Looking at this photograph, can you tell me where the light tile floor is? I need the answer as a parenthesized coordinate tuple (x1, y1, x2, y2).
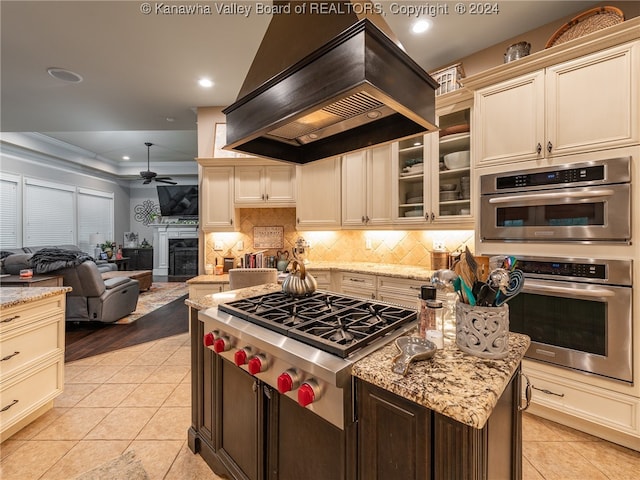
(1, 333, 639, 479)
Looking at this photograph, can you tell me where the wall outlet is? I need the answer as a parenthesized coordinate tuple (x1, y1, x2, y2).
(214, 241, 223, 251)
(236, 240, 244, 250)
(433, 240, 446, 251)
(365, 238, 372, 250)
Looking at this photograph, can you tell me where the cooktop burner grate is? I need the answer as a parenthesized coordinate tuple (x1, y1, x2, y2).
(218, 291, 417, 357)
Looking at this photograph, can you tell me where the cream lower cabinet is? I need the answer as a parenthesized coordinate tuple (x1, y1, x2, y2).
(376, 276, 424, 308)
(523, 361, 640, 450)
(305, 269, 331, 290)
(338, 272, 376, 300)
(200, 166, 236, 231)
(474, 41, 639, 167)
(188, 283, 229, 298)
(296, 157, 341, 230)
(1, 293, 66, 441)
(234, 165, 296, 206)
(342, 145, 393, 228)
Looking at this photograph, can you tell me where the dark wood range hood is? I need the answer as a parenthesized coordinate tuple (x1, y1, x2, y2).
(223, 1, 439, 164)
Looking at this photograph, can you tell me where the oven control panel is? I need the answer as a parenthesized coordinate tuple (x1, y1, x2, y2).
(518, 260, 606, 280)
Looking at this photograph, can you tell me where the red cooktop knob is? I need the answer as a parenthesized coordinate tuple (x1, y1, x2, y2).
(277, 373, 294, 393)
(247, 356, 264, 375)
(234, 349, 248, 366)
(203, 332, 215, 347)
(213, 338, 227, 353)
(297, 383, 315, 407)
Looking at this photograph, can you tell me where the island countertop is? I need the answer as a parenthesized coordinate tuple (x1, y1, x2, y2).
(0, 286, 71, 309)
(352, 332, 530, 429)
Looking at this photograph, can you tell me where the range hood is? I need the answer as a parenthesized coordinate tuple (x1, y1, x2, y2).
(223, 1, 439, 164)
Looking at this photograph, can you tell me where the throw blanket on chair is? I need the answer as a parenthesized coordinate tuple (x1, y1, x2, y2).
(30, 248, 94, 273)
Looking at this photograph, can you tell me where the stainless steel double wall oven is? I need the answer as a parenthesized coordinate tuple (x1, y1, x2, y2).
(479, 157, 634, 383)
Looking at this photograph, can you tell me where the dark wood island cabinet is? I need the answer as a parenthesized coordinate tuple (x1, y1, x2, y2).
(187, 288, 530, 480)
(357, 370, 522, 480)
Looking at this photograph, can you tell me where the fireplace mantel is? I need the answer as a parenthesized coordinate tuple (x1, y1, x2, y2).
(151, 223, 199, 279)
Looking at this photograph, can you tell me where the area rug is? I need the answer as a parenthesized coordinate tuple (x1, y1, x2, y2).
(115, 281, 189, 324)
(75, 451, 149, 480)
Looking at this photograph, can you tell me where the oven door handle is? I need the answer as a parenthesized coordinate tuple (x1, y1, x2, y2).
(488, 189, 615, 204)
(524, 280, 616, 298)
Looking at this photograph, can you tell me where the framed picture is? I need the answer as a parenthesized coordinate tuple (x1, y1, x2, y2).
(124, 232, 138, 248)
(253, 226, 284, 249)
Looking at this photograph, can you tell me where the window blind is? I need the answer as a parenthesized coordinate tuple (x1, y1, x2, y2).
(24, 178, 75, 247)
(78, 188, 114, 253)
(0, 174, 20, 248)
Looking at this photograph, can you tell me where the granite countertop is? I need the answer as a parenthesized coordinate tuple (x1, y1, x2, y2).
(186, 273, 230, 285)
(352, 332, 530, 430)
(185, 283, 281, 310)
(0, 286, 72, 309)
(303, 261, 434, 281)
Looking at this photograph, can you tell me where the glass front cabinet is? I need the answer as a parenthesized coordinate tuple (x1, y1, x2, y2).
(393, 95, 473, 227)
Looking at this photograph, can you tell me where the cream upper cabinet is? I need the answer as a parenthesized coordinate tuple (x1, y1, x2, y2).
(546, 41, 639, 156)
(201, 166, 236, 231)
(393, 97, 474, 226)
(341, 145, 393, 227)
(474, 41, 639, 167)
(234, 165, 296, 206)
(474, 71, 545, 166)
(296, 156, 341, 230)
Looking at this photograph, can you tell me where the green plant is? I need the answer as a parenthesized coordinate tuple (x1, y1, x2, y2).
(101, 241, 114, 251)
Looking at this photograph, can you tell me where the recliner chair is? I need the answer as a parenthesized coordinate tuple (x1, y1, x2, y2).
(57, 261, 139, 322)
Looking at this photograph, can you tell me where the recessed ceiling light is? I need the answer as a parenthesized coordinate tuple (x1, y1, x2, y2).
(166, 117, 175, 122)
(412, 20, 432, 34)
(47, 67, 83, 83)
(413, 142, 422, 147)
(122, 156, 130, 160)
(366, 110, 382, 119)
(198, 78, 213, 88)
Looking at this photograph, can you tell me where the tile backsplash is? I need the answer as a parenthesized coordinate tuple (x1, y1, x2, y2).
(204, 208, 474, 269)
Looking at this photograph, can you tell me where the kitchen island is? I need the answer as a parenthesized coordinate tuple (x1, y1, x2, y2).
(187, 285, 530, 479)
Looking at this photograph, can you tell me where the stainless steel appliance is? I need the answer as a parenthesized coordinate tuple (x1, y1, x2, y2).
(199, 291, 417, 479)
(480, 157, 631, 242)
(506, 255, 633, 383)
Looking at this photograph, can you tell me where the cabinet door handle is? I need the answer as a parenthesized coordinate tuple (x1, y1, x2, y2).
(1, 315, 20, 323)
(229, 219, 233, 225)
(361, 215, 366, 223)
(1, 351, 20, 362)
(265, 194, 269, 201)
(1, 399, 18, 412)
(547, 141, 553, 153)
(409, 286, 421, 291)
(430, 212, 435, 222)
(532, 385, 565, 398)
(519, 373, 532, 411)
(365, 215, 370, 223)
(261, 194, 265, 200)
(297, 218, 300, 224)
(536, 143, 542, 154)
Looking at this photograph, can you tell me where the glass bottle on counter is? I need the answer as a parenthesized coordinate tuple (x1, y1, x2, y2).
(418, 285, 436, 337)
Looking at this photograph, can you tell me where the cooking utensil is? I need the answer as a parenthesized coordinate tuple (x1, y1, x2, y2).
(495, 269, 525, 306)
(392, 336, 437, 376)
(487, 268, 510, 295)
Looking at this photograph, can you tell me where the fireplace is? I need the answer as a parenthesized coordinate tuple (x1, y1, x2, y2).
(169, 238, 198, 281)
(151, 223, 199, 281)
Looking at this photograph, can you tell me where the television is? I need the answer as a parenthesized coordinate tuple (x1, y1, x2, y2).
(157, 185, 198, 218)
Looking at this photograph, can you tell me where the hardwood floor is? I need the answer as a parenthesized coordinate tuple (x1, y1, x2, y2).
(64, 294, 189, 362)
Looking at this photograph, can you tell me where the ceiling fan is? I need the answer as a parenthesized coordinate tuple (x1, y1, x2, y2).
(139, 142, 177, 185)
